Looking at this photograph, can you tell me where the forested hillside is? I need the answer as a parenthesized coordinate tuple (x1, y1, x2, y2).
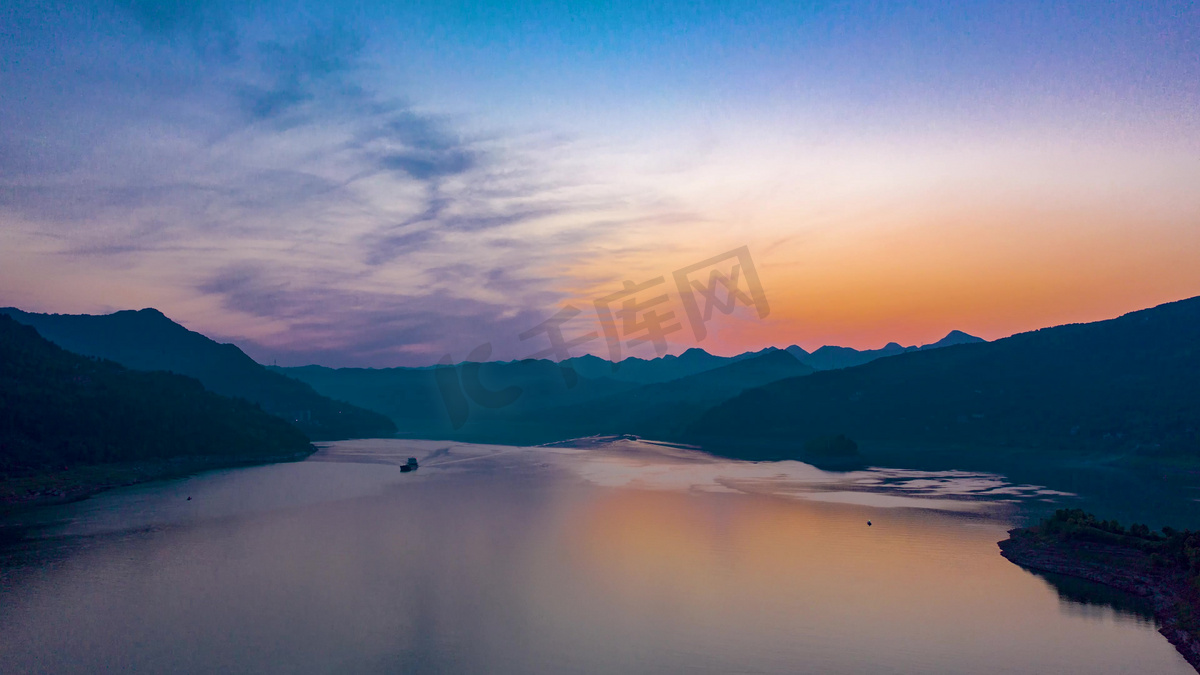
(688, 296, 1200, 460)
(0, 316, 312, 471)
(1, 308, 395, 441)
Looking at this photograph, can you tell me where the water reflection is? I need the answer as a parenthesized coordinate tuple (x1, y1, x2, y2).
(1029, 569, 1159, 625)
(0, 439, 1192, 674)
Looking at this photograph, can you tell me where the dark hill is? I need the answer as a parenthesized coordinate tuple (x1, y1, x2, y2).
(686, 296, 1200, 460)
(561, 347, 761, 384)
(501, 348, 815, 443)
(1, 308, 396, 441)
(783, 330, 983, 371)
(276, 349, 809, 444)
(274, 359, 641, 439)
(800, 343, 908, 370)
(922, 330, 986, 349)
(0, 315, 311, 471)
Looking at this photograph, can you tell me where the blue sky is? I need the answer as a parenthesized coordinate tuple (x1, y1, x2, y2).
(2, 1, 1198, 365)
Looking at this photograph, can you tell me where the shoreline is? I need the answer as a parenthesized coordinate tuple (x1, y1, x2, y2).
(0, 449, 315, 519)
(999, 530, 1200, 672)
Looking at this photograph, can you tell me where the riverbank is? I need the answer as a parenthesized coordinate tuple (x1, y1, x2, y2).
(1000, 526, 1200, 672)
(0, 449, 315, 518)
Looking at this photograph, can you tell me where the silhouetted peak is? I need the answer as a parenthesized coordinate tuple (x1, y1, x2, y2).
(106, 307, 179, 327)
(0, 305, 396, 440)
(753, 349, 804, 364)
(923, 330, 985, 349)
(812, 345, 855, 355)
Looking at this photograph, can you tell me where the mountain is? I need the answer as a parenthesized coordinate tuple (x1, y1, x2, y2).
(497, 348, 815, 443)
(560, 347, 764, 384)
(784, 331, 984, 371)
(0, 308, 396, 441)
(277, 336, 980, 440)
(686, 296, 1200, 460)
(276, 346, 769, 440)
(922, 330, 985, 349)
(0, 315, 311, 471)
(276, 348, 811, 444)
(274, 358, 641, 439)
(790, 342, 909, 370)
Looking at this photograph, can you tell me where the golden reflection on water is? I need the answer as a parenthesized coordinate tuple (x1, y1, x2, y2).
(0, 440, 1193, 674)
(550, 485, 1187, 674)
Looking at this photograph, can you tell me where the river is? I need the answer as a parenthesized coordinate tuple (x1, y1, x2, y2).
(0, 438, 1191, 674)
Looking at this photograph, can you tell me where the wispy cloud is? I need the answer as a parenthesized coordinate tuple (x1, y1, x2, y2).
(0, 0, 674, 365)
(197, 260, 558, 366)
(237, 26, 366, 122)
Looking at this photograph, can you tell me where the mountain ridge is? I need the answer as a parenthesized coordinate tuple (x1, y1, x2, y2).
(0, 315, 312, 471)
(1, 307, 397, 441)
(685, 295, 1200, 460)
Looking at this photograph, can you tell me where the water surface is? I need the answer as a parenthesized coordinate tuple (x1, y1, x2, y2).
(0, 439, 1191, 674)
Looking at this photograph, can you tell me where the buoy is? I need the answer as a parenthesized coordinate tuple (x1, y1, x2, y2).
(187, 496, 192, 501)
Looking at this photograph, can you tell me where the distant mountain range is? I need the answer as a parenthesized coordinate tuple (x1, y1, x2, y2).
(499, 348, 815, 443)
(272, 345, 816, 442)
(785, 329, 985, 371)
(273, 330, 983, 442)
(5, 294, 1199, 478)
(273, 358, 641, 440)
(559, 330, 985, 379)
(19, 301, 1100, 457)
(686, 296, 1200, 460)
(0, 315, 311, 472)
(1, 308, 396, 441)
(560, 348, 766, 383)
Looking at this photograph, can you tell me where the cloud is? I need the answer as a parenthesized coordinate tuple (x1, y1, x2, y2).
(197, 262, 293, 318)
(197, 260, 559, 367)
(362, 227, 442, 266)
(378, 152, 476, 181)
(237, 26, 366, 121)
(368, 110, 480, 180)
(0, 0, 679, 366)
(117, 0, 240, 59)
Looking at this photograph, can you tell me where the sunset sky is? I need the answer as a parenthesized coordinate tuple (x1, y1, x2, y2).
(2, 1, 1198, 366)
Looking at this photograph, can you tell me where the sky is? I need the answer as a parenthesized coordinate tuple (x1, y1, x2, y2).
(1, 0, 1198, 367)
